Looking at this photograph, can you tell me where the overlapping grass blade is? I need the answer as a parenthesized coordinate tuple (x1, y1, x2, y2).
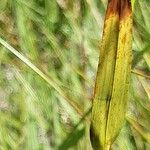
(90, 0, 132, 149)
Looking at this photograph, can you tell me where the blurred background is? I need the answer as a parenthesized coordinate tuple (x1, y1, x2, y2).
(0, 0, 150, 149)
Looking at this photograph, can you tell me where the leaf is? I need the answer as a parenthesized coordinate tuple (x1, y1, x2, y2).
(58, 127, 85, 150)
(90, 0, 133, 149)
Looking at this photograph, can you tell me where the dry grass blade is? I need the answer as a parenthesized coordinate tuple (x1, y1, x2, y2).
(132, 69, 150, 80)
(127, 117, 150, 144)
(90, 0, 132, 149)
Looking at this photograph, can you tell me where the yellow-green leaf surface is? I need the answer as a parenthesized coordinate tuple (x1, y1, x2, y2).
(90, 0, 132, 149)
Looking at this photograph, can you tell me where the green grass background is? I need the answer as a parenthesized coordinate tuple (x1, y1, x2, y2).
(0, 0, 150, 149)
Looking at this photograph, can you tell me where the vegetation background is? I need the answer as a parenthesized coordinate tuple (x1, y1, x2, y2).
(0, 0, 149, 149)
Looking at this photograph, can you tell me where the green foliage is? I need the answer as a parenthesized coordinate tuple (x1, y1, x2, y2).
(0, 0, 149, 149)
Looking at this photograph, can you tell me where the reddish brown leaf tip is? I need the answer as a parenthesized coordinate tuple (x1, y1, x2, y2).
(120, 0, 132, 20)
(106, 0, 120, 18)
(105, 0, 132, 19)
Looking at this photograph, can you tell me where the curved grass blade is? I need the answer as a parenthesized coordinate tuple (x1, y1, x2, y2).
(0, 37, 83, 116)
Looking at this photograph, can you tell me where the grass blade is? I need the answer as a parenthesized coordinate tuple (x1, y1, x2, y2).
(90, 0, 132, 149)
(0, 37, 83, 116)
